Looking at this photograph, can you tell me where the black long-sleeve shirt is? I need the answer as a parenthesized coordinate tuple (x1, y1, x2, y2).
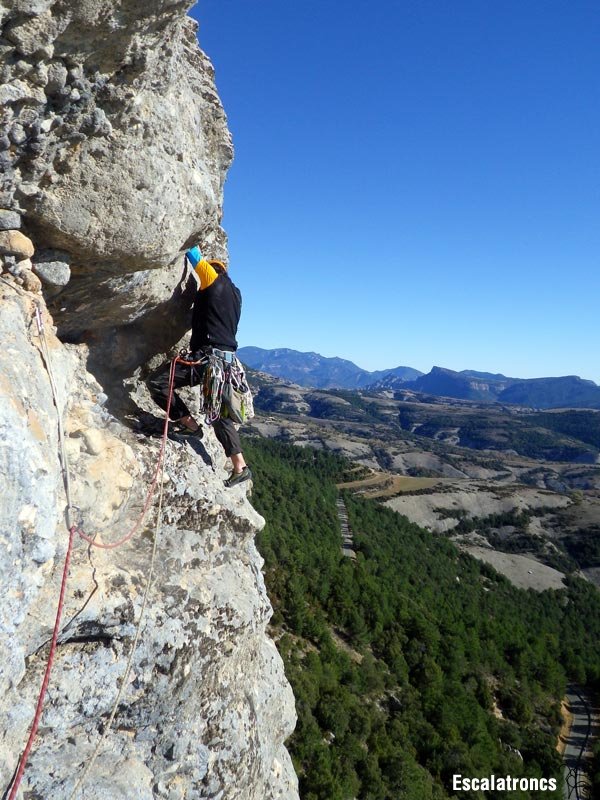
(189, 266, 242, 353)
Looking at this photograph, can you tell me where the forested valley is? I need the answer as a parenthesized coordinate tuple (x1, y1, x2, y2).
(243, 437, 600, 800)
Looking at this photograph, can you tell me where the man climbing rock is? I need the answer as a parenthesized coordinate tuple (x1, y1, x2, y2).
(147, 247, 252, 488)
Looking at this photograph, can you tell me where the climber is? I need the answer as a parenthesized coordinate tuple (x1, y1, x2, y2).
(147, 247, 252, 488)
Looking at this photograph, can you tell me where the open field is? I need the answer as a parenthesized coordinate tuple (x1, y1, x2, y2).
(461, 546, 566, 592)
(337, 471, 443, 497)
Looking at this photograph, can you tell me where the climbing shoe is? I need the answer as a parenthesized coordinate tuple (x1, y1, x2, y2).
(224, 466, 253, 488)
(169, 422, 203, 439)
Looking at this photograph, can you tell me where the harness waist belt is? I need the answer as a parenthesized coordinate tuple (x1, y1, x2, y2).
(204, 347, 235, 363)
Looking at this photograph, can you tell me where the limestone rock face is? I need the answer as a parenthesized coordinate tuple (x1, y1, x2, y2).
(1, 0, 233, 365)
(0, 285, 299, 799)
(0, 2, 299, 798)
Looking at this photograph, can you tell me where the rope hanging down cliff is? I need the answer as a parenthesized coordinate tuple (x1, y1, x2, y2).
(4, 305, 182, 800)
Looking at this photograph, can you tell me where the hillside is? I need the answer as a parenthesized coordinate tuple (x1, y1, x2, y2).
(499, 376, 600, 409)
(245, 373, 600, 590)
(377, 369, 600, 409)
(245, 437, 600, 800)
(406, 366, 512, 402)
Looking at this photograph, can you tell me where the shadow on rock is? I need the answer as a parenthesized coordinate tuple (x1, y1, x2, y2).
(65, 263, 197, 419)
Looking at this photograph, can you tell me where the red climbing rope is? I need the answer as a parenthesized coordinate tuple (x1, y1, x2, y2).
(6, 354, 182, 798)
(7, 525, 75, 800)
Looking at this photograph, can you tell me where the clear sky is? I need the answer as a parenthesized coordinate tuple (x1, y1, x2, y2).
(191, 1, 599, 382)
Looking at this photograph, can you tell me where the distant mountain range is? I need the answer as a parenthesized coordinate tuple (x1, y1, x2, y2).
(238, 347, 600, 410)
(380, 366, 600, 409)
(237, 347, 422, 390)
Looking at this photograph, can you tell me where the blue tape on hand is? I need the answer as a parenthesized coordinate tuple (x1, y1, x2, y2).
(186, 245, 202, 267)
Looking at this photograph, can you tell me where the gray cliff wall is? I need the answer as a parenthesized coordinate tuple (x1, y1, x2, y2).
(1, 0, 233, 369)
(0, 2, 299, 798)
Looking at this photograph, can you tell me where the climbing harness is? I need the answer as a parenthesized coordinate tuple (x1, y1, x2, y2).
(181, 348, 254, 425)
(169, 348, 224, 423)
(4, 300, 180, 800)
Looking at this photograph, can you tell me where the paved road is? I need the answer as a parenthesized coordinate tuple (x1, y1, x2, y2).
(562, 685, 598, 799)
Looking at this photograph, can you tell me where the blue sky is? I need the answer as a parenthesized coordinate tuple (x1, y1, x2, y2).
(191, 1, 599, 381)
